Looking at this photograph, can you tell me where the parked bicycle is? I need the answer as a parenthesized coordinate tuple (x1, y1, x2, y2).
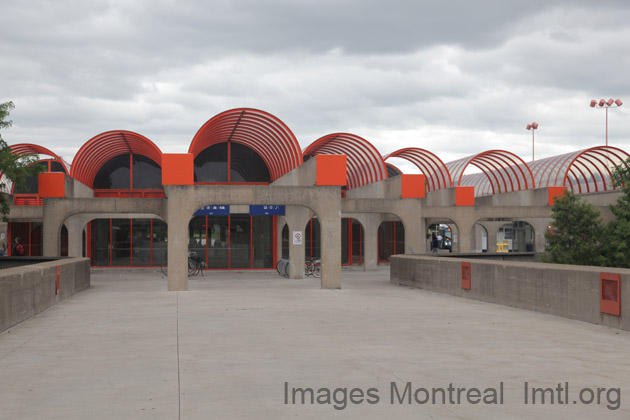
(304, 257, 321, 278)
(160, 251, 205, 277)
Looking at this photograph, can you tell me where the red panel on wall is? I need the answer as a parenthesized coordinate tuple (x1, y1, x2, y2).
(55, 266, 60, 295)
(38, 172, 66, 198)
(455, 186, 475, 206)
(548, 186, 567, 206)
(462, 262, 471, 290)
(600, 273, 620, 316)
(162, 154, 194, 185)
(316, 155, 347, 186)
(401, 174, 426, 198)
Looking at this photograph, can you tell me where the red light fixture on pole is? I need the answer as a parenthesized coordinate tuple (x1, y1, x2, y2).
(590, 98, 622, 146)
(526, 121, 538, 161)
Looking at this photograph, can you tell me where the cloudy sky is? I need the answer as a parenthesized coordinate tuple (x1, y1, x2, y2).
(2, 0, 630, 170)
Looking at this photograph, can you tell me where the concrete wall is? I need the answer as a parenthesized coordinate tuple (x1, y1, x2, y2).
(0, 257, 90, 333)
(391, 255, 630, 331)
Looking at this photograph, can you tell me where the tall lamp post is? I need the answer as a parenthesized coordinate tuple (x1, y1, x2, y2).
(526, 121, 538, 161)
(590, 98, 622, 146)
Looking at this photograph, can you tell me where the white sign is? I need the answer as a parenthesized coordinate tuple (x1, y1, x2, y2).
(292, 231, 303, 245)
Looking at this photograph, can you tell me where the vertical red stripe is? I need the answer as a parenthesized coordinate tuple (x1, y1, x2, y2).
(129, 153, 134, 189)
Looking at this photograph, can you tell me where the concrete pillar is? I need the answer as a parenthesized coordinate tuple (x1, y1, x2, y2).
(166, 197, 189, 291)
(276, 216, 286, 263)
(319, 210, 342, 289)
(360, 214, 383, 271)
(42, 202, 63, 257)
(283, 206, 313, 279)
(456, 219, 475, 253)
(66, 218, 86, 257)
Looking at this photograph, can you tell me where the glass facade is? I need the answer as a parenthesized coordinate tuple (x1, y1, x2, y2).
(90, 218, 167, 267)
(304, 218, 321, 259)
(14, 160, 65, 194)
(93, 154, 162, 189)
(378, 221, 405, 262)
(341, 218, 364, 265)
(8, 222, 43, 256)
(188, 214, 275, 269)
(194, 142, 271, 183)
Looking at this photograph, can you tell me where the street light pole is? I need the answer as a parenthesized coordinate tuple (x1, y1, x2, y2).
(526, 122, 538, 161)
(590, 98, 623, 146)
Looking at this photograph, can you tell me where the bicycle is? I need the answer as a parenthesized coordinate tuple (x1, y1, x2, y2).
(304, 257, 321, 278)
(160, 251, 205, 277)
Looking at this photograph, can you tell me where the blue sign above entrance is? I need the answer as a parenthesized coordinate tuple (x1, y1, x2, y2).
(249, 205, 285, 216)
(194, 205, 230, 216)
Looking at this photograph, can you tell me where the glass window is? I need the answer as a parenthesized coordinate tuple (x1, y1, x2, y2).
(207, 216, 229, 268)
(91, 219, 111, 266)
(395, 221, 405, 256)
(341, 218, 350, 265)
(14, 162, 47, 194)
(50, 161, 66, 173)
(281, 224, 289, 260)
(132, 155, 162, 189)
(230, 143, 270, 182)
(30, 223, 42, 256)
(352, 219, 363, 264)
(304, 218, 321, 260)
(188, 216, 207, 266)
(152, 220, 168, 266)
(132, 219, 152, 266)
(252, 216, 273, 268)
(230, 214, 251, 269)
(60, 225, 68, 257)
(93, 155, 131, 189)
(112, 219, 131, 266)
(194, 143, 228, 182)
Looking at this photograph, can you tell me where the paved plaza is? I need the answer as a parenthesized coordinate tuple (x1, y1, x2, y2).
(0, 269, 629, 419)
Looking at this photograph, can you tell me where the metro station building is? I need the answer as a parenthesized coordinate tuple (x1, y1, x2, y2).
(4, 108, 629, 290)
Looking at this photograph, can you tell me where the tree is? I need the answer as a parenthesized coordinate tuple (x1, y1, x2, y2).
(0, 101, 44, 218)
(601, 158, 630, 268)
(542, 190, 605, 266)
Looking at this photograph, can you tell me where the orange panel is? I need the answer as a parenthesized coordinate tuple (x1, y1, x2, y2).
(38, 172, 66, 198)
(455, 186, 475, 206)
(162, 154, 194, 185)
(548, 186, 567, 206)
(316, 155, 347, 186)
(401, 174, 426, 198)
(461, 262, 471, 290)
(600, 273, 621, 316)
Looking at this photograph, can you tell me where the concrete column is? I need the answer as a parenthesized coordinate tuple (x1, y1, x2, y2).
(319, 210, 342, 289)
(66, 218, 86, 257)
(42, 201, 63, 257)
(360, 214, 383, 271)
(276, 216, 286, 264)
(283, 206, 313, 279)
(479, 221, 504, 253)
(525, 218, 551, 253)
(396, 209, 424, 255)
(456, 219, 475, 253)
(166, 197, 189, 291)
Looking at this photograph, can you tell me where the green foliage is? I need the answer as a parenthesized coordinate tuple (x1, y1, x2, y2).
(0, 101, 44, 219)
(542, 191, 605, 266)
(601, 158, 630, 267)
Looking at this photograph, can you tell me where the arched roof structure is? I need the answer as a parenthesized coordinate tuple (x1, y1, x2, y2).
(303, 133, 388, 189)
(188, 108, 302, 181)
(71, 131, 163, 188)
(384, 148, 452, 191)
(10, 143, 70, 173)
(447, 150, 535, 196)
(528, 146, 630, 193)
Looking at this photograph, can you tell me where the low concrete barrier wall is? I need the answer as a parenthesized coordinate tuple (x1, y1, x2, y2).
(0, 257, 90, 333)
(391, 255, 630, 331)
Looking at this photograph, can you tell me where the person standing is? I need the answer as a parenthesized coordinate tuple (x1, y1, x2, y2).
(13, 237, 26, 256)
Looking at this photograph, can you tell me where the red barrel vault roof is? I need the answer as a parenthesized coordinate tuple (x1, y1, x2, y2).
(303, 133, 388, 189)
(384, 147, 452, 191)
(71, 131, 163, 188)
(448, 150, 535, 196)
(10, 143, 70, 173)
(188, 108, 302, 181)
(528, 146, 630, 193)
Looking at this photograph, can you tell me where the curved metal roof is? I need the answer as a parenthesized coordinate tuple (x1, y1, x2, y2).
(383, 147, 452, 191)
(10, 143, 70, 173)
(447, 150, 535, 196)
(303, 133, 388, 189)
(528, 146, 630, 193)
(189, 108, 302, 181)
(71, 131, 163, 187)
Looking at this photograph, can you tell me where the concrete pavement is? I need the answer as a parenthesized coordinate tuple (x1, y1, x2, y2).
(0, 269, 629, 419)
